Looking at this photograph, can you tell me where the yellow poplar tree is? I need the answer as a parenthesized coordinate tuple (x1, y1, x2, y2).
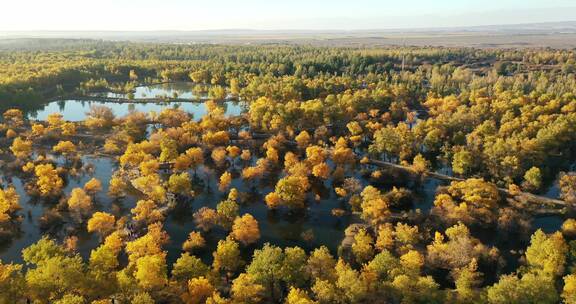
(231, 214, 260, 246)
(87, 212, 116, 237)
(0, 187, 20, 223)
(181, 276, 214, 304)
(67, 188, 93, 222)
(10, 137, 32, 159)
(83, 177, 103, 195)
(34, 163, 64, 196)
(52, 141, 77, 156)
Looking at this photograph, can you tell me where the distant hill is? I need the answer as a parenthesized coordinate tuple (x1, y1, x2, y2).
(3, 21, 576, 48)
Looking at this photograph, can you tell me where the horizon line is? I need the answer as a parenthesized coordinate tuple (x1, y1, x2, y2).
(3, 20, 576, 35)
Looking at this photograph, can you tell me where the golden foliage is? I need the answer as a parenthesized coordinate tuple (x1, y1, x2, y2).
(10, 137, 32, 159)
(231, 214, 260, 245)
(34, 163, 64, 196)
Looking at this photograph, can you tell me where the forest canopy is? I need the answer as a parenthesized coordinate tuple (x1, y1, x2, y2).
(0, 40, 575, 303)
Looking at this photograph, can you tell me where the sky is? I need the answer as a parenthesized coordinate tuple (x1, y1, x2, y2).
(2, 0, 576, 31)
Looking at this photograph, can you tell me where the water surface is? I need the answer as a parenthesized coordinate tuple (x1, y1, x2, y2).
(2, 82, 567, 265)
(28, 82, 243, 122)
(91, 82, 214, 100)
(29, 100, 245, 122)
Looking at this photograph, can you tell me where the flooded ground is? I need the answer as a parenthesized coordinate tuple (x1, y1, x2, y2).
(0, 82, 567, 266)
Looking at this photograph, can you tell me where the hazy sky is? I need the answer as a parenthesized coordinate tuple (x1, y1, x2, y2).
(3, 0, 576, 31)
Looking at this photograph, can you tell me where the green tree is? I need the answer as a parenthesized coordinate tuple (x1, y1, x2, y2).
(281, 247, 309, 288)
(391, 275, 443, 304)
(525, 230, 568, 276)
(246, 243, 285, 300)
(54, 294, 85, 304)
(22, 238, 86, 303)
(351, 228, 374, 264)
(172, 253, 209, 283)
(213, 238, 242, 274)
(432, 178, 499, 226)
(272, 176, 310, 209)
(135, 253, 168, 290)
(159, 138, 178, 162)
(523, 167, 542, 191)
(231, 273, 265, 304)
(216, 199, 239, 230)
(0, 260, 25, 303)
(487, 273, 558, 304)
(306, 246, 337, 282)
(334, 259, 368, 303)
(452, 150, 473, 176)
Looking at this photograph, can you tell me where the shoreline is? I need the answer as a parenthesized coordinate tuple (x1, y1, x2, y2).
(46, 95, 238, 104)
(45, 81, 238, 104)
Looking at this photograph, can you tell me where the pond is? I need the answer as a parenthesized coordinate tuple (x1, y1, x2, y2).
(28, 100, 245, 122)
(27, 82, 244, 122)
(89, 82, 217, 100)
